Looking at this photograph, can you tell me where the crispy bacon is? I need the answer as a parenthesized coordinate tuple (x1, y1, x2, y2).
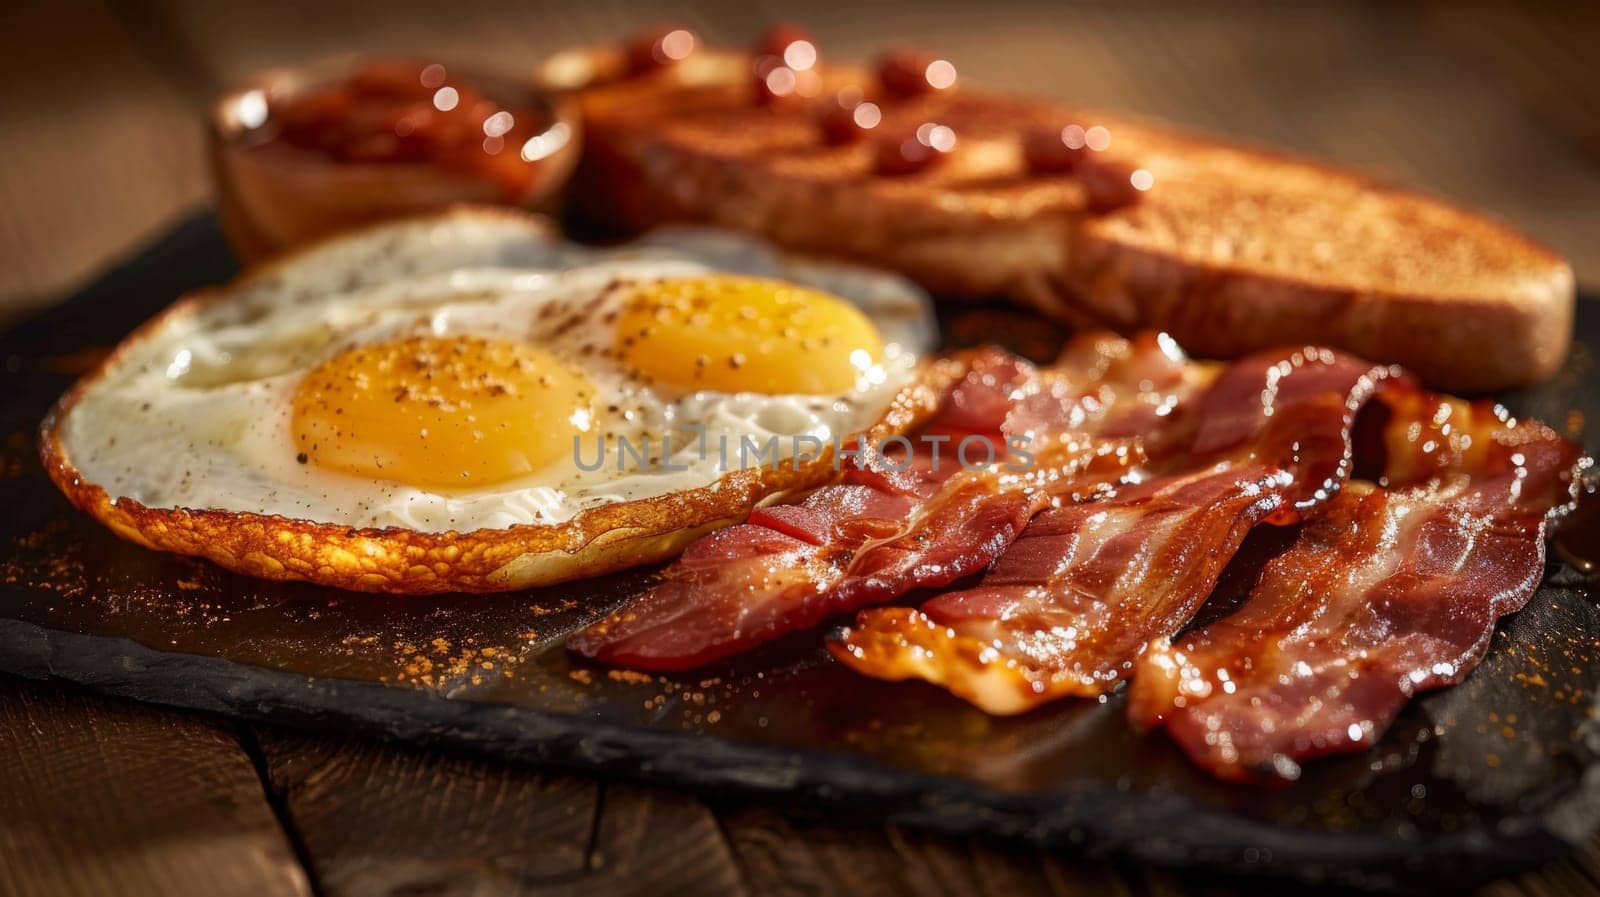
(568, 335, 1209, 671)
(830, 348, 1395, 714)
(1126, 388, 1586, 782)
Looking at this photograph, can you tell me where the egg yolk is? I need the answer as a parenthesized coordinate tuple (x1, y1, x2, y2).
(292, 336, 594, 490)
(613, 276, 885, 394)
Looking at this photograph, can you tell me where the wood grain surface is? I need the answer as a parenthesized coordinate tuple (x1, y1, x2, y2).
(252, 730, 599, 896)
(3, 1, 1599, 895)
(0, 679, 311, 897)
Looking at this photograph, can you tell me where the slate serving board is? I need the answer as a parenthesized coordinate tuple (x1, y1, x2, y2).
(2, 214, 1596, 893)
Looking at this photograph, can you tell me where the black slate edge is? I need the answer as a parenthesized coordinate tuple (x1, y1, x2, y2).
(3, 615, 1587, 894)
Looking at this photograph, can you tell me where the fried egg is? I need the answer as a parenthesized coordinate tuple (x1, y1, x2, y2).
(41, 209, 943, 593)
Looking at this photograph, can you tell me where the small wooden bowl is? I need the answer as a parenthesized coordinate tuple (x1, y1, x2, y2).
(210, 57, 581, 265)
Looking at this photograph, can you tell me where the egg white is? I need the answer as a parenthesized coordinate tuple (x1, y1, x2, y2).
(56, 216, 934, 533)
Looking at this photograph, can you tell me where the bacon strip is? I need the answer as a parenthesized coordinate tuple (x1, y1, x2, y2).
(1126, 388, 1586, 782)
(830, 348, 1394, 713)
(568, 335, 1209, 671)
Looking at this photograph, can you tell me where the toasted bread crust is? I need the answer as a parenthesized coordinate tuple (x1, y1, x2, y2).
(551, 49, 1573, 392)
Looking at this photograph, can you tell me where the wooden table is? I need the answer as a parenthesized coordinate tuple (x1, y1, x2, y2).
(3, 3, 1597, 894)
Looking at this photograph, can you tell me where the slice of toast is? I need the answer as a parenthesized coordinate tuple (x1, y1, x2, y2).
(540, 46, 1573, 393)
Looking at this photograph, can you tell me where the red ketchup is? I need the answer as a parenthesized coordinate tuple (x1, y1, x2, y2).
(752, 24, 821, 104)
(820, 90, 883, 144)
(267, 61, 549, 199)
(626, 26, 699, 74)
(1024, 123, 1150, 212)
(757, 24, 817, 67)
(876, 50, 958, 98)
(876, 122, 957, 175)
(1023, 125, 1089, 174)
